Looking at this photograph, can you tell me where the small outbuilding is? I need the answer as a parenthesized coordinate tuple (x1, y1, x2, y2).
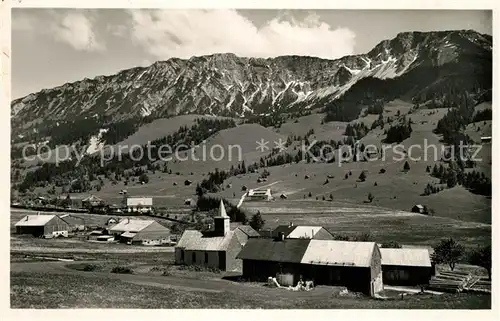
(380, 248, 433, 286)
(411, 204, 425, 214)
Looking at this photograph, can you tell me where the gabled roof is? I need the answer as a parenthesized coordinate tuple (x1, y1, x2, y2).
(272, 225, 297, 237)
(237, 239, 378, 268)
(15, 215, 56, 227)
(236, 238, 311, 263)
(82, 195, 103, 203)
(287, 226, 323, 239)
(380, 248, 432, 267)
(176, 229, 235, 251)
(108, 219, 154, 233)
(236, 225, 260, 237)
(301, 240, 376, 267)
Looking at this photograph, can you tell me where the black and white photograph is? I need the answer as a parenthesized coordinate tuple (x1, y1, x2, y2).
(3, 0, 496, 313)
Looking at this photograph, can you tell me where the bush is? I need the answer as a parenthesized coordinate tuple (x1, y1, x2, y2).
(381, 241, 402, 248)
(111, 266, 134, 274)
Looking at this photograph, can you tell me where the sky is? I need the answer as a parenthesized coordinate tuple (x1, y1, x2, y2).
(11, 9, 492, 99)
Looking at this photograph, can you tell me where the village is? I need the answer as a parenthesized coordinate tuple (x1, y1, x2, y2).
(11, 188, 491, 302)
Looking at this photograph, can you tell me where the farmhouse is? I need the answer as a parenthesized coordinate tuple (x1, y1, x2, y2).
(271, 223, 334, 240)
(380, 248, 434, 286)
(247, 189, 273, 201)
(82, 195, 105, 209)
(15, 214, 70, 238)
(237, 238, 383, 296)
(126, 197, 153, 213)
(175, 200, 258, 271)
(108, 218, 171, 245)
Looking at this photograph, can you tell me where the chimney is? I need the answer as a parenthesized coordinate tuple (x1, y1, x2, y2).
(127, 218, 130, 224)
(288, 222, 293, 228)
(280, 232, 285, 241)
(25, 216, 29, 221)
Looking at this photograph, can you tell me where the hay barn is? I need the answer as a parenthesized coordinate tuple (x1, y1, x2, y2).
(15, 214, 70, 238)
(237, 238, 383, 296)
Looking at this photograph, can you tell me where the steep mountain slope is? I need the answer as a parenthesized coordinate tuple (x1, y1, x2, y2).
(11, 30, 492, 146)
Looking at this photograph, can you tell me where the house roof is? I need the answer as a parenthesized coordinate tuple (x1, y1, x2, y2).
(108, 219, 154, 233)
(301, 240, 376, 267)
(126, 197, 153, 206)
(236, 225, 260, 237)
(272, 225, 297, 237)
(380, 248, 432, 267)
(236, 238, 311, 263)
(287, 226, 323, 239)
(15, 215, 56, 227)
(82, 195, 103, 203)
(176, 229, 235, 251)
(248, 189, 271, 196)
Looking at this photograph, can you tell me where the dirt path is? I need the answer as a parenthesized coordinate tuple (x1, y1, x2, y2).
(10, 260, 336, 298)
(384, 285, 443, 295)
(10, 247, 175, 254)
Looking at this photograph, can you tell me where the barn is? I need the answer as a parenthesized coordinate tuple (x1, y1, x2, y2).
(108, 218, 171, 245)
(271, 223, 334, 240)
(237, 238, 383, 296)
(380, 248, 433, 286)
(175, 200, 258, 272)
(15, 214, 70, 238)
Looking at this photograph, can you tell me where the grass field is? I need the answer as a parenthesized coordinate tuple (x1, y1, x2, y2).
(10, 271, 491, 309)
(237, 200, 490, 248)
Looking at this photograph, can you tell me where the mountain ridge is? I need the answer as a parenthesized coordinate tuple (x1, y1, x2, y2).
(11, 29, 492, 145)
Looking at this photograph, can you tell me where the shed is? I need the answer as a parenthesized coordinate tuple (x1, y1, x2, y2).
(411, 204, 424, 214)
(380, 248, 433, 286)
(15, 214, 70, 238)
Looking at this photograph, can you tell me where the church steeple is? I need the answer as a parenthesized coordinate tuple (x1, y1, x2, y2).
(214, 200, 230, 236)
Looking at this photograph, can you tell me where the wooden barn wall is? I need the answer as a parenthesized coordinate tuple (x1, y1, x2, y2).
(242, 260, 373, 295)
(382, 265, 433, 286)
